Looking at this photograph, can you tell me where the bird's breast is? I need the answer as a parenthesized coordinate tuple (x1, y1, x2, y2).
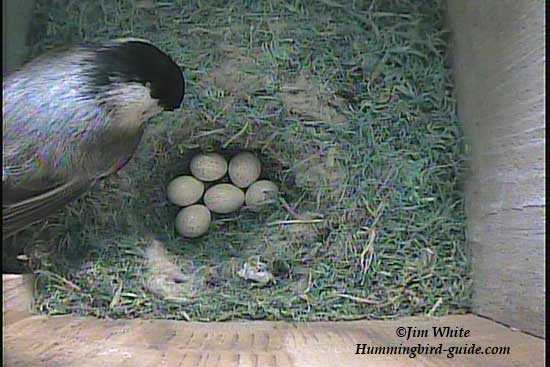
(79, 124, 146, 180)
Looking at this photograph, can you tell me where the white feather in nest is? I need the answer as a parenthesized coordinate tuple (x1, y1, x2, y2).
(142, 239, 199, 301)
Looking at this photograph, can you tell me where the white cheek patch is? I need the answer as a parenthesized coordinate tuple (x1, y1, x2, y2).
(111, 37, 152, 45)
(103, 83, 162, 130)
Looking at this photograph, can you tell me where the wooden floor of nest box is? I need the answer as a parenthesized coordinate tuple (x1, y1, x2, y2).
(3, 274, 545, 367)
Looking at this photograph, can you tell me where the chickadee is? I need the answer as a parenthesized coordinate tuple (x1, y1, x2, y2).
(2, 38, 185, 238)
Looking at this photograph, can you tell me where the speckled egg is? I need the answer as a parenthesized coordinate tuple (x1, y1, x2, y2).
(245, 180, 279, 212)
(203, 183, 245, 214)
(189, 153, 228, 182)
(167, 175, 204, 207)
(175, 205, 211, 238)
(228, 152, 262, 188)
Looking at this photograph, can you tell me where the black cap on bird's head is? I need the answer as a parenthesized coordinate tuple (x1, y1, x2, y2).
(89, 38, 185, 111)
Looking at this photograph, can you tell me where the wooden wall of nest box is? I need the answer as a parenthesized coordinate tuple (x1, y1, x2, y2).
(2, 0, 545, 366)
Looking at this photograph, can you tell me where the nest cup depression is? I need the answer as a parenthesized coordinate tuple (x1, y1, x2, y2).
(167, 151, 278, 238)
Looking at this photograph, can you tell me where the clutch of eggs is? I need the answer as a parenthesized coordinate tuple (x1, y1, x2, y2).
(167, 151, 278, 238)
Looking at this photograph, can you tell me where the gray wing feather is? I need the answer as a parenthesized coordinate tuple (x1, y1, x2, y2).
(2, 177, 93, 238)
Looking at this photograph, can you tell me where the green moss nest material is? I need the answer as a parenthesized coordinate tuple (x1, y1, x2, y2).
(10, 0, 471, 321)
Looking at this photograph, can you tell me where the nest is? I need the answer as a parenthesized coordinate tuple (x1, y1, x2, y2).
(13, 0, 470, 321)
